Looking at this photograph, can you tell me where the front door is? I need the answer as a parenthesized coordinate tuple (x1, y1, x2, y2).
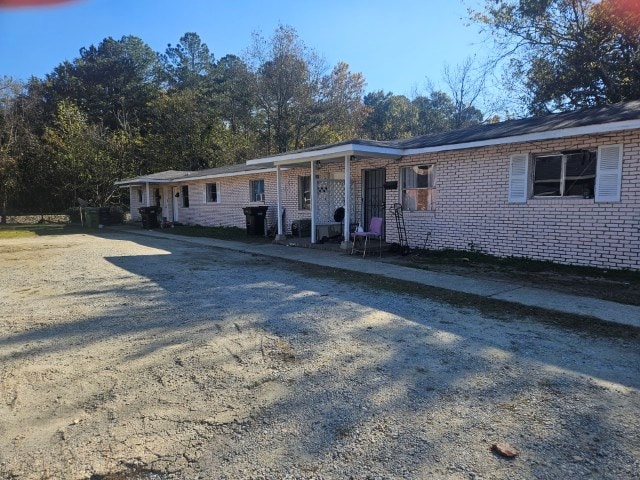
(172, 186, 180, 222)
(363, 168, 386, 237)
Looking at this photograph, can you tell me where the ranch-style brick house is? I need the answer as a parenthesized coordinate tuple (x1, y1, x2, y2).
(117, 101, 640, 271)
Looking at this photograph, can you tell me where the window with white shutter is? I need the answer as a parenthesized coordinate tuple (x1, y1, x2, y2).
(509, 154, 529, 203)
(595, 144, 623, 202)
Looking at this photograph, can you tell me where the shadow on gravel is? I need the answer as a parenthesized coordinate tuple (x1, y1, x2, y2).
(2, 230, 638, 479)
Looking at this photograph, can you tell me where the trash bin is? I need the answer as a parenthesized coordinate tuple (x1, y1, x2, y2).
(83, 207, 100, 228)
(98, 207, 111, 226)
(242, 206, 268, 235)
(139, 206, 160, 229)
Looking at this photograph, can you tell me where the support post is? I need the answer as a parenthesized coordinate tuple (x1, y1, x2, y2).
(145, 182, 151, 206)
(341, 155, 352, 249)
(275, 165, 286, 241)
(310, 160, 317, 243)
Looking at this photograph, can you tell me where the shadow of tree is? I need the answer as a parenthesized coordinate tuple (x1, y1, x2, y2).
(0, 230, 638, 479)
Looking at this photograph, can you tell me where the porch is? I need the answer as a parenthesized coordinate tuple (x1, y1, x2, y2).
(246, 141, 404, 247)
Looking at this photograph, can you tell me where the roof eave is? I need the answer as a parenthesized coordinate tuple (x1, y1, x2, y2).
(403, 119, 640, 155)
(246, 143, 404, 166)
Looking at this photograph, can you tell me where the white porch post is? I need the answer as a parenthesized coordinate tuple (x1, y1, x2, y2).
(310, 160, 317, 243)
(145, 182, 151, 206)
(340, 155, 352, 249)
(275, 165, 286, 241)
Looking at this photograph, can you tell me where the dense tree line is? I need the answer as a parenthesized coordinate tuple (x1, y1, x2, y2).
(0, 26, 483, 215)
(2, 1, 640, 215)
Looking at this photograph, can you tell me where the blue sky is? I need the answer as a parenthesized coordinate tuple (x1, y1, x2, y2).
(0, 0, 486, 96)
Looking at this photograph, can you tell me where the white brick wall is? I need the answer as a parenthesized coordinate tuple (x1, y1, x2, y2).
(129, 130, 640, 270)
(381, 131, 640, 270)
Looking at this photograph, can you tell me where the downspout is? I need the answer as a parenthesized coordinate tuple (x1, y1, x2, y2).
(341, 154, 352, 249)
(310, 159, 316, 243)
(275, 165, 286, 241)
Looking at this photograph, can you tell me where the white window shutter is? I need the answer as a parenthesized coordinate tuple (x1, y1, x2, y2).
(595, 144, 623, 202)
(508, 154, 529, 203)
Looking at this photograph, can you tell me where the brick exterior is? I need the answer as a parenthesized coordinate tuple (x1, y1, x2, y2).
(129, 129, 640, 270)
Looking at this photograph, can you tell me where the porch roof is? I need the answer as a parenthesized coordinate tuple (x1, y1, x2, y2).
(115, 163, 276, 186)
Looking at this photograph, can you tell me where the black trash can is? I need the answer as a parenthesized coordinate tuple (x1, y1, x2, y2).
(242, 206, 268, 235)
(139, 206, 160, 229)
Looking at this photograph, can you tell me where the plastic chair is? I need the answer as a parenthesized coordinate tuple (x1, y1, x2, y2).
(351, 217, 384, 258)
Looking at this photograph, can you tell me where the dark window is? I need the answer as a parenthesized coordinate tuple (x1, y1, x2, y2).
(533, 151, 596, 197)
(182, 185, 189, 208)
(206, 183, 218, 203)
(250, 179, 265, 202)
(136, 189, 143, 203)
(298, 176, 311, 210)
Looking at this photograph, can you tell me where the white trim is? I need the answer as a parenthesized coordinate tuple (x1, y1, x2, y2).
(204, 182, 220, 204)
(595, 144, 623, 202)
(184, 168, 279, 182)
(115, 168, 280, 186)
(276, 165, 283, 236)
(310, 160, 316, 243)
(508, 154, 530, 203)
(244, 119, 640, 167)
(246, 144, 404, 166)
(404, 120, 640, 156)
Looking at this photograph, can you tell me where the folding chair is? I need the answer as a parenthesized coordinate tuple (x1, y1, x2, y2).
(351, 217, 383, 258)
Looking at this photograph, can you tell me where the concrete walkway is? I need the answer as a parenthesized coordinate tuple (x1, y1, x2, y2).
(109, 226, 640, 329)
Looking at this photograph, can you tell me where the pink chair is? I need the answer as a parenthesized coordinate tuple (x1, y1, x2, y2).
(351, 217, 384, 258)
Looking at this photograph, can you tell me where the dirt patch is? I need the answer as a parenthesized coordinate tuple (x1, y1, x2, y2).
(1, 232, 639, 479)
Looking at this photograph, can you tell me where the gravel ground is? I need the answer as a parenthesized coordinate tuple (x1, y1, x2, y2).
(0, 230, 638, 480)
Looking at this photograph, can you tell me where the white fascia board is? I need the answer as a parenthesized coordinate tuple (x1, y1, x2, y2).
(403, 120, 640, 155)
(114, 178, 175, 186)
(176, 168, 280, 182)
(246, 143, 404, 166)
(115, 169, 280, 186)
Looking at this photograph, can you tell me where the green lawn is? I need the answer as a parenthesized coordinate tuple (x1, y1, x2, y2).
(160, 225, 272, 244)
(0, 224, 86, 238)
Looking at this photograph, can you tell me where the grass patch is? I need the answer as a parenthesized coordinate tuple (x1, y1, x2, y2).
(413, 248, 640, 281)
(160, 225, 272, 244)
(0, 228, 37, 239)
(392, 248, 640, 306)
(0, 224, 88, 238)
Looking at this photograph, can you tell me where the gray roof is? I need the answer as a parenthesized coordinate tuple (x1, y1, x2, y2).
(117, 162, 275, 185)
(396, 100, 640, 149)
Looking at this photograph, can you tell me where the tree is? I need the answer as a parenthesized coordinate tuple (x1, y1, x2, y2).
(443, 57, 488, 128)
(44, 100, 137, 207)
(247, 24, 366, 153)
(161, 32, 216, 90)
(44, 35, 161, 129)
(470, 0, 640, 113)
(0, 77, 22, 221)
(362, 91, 417, 140)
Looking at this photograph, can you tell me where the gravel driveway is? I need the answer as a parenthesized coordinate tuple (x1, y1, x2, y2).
(0, 230, 638, 480)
